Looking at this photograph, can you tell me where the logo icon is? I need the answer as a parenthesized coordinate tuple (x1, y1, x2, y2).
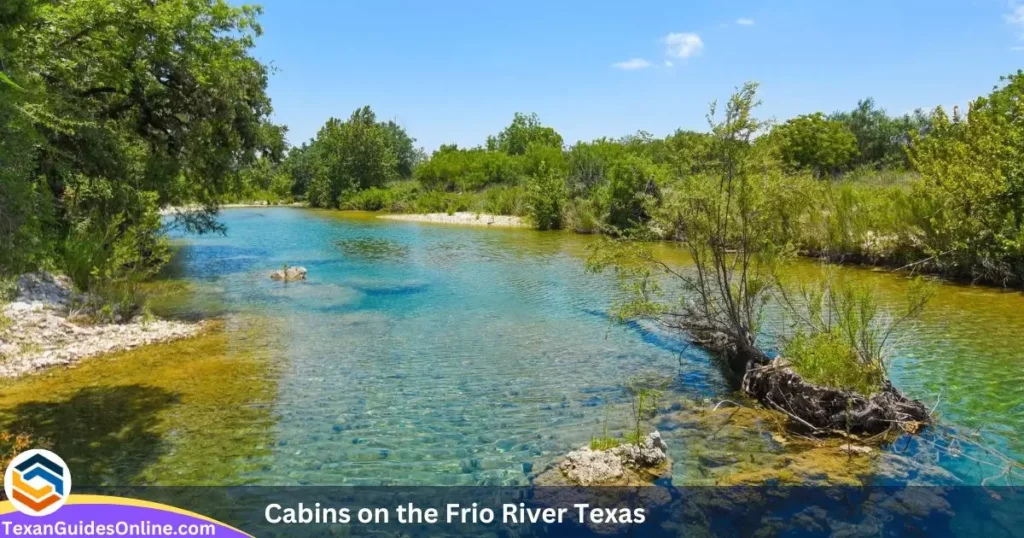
(4, 449, 71, 516)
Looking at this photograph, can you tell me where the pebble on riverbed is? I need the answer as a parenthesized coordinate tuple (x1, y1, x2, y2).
(0, 272, 204, 378)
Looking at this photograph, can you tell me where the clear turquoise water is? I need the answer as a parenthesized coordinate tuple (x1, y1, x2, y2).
(162, 208, 1024, 486)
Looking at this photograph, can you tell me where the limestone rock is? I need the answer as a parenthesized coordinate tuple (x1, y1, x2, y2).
(557, 448, 625, 486)
(14, 272, 76, 307)
(534, 431, 671, 487)
(1, 272, 203, 378)
(614, 431, 669, 467)
(271, 266, 307, 281)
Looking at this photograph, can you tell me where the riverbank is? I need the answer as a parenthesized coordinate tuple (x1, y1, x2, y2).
(159, 202, 306, 216)
(0, 273, 204, 378)
(377, 212, 527, 228)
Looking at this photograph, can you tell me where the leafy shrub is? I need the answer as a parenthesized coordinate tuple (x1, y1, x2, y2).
(481, 185, 528, 216)
(777, 271, 932, 395)
(412, 191, 474, 214)
(526, 164, 567, 230)
(784, 330, 883, 395)
(908, 75, 1024, 285)
(601, 155, 660, 232)
(343, 187, 395, 211)
(773, 113, 859, 177)
(415, 147, 521, 191)
(562, 198, 603, 234)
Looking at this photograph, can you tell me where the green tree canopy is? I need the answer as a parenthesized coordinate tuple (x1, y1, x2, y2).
(304, 107, 400, 208)
(909, 71, 1024, 284)
(830, 98, 930, 170)
(1, 0, 277, 283)
(773, 113, 859, 177)
(488, 112, 564, 155)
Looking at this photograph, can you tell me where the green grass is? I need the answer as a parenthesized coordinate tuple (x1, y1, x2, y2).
(784, 330, 884, 395)
(589, 436, 621, 451)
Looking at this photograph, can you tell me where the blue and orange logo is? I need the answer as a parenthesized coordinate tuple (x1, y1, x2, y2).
(3, 449, 71, 516)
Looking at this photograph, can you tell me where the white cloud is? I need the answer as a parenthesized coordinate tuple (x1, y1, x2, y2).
(663, 32, 704, 59)
(664, 60, 674, 67)
(612, 58, 651, 70)
(736, 18, 755, 26)
(1012, 45, 1024, 51)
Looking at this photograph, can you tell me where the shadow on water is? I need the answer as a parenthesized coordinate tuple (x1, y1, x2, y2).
(580, 308, 723, 395)
(161, 244, 268, 280)
(0, 385, 180, 485)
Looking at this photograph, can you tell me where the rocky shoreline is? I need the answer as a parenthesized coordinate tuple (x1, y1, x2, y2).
(0, 273, 204, 379)
(377, 212, 527, 228)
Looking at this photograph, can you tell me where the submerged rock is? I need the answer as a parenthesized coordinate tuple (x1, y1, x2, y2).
(270, 266, 307, 281)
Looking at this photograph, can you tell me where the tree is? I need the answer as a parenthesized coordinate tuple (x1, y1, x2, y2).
(0, 0, 276, 286)
(304, 107, 399, 208)
(381, 120, 418, 178)
(601, 155, 660, 232)
(590, 83, 789, 380)
(909, 71, 1024, 285)
(831, 98, 930, 170)
(489, 112, 564, 155)
(773, 113, 858, 177)
(526, 163, 567, 230)
(282, 143, 317, 198)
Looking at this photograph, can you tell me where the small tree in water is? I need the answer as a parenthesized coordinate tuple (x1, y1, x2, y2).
(589, 82, 793, 382)
(588, 84, 931, 436)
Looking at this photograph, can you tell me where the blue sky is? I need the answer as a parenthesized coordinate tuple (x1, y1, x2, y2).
(252, 0, 1024, 152)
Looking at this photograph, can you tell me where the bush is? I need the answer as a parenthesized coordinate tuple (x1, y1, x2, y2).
(776, 271, 932, 395)
(784, 330, 883, 395)
(526, 164, 567, 230)
(773, 113, 859, 177)
(562, 197, 604, 234)
(601, 155, 660, 232)
(412, 190, 474, 215)
(343, 187, 395, 211)
(481, 185, 528, 216)
(415, 147, 521, 191)
(908, 75, 1024, 285)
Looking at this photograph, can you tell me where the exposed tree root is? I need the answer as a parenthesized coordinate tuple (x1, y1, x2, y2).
(741, 359, 930, 436)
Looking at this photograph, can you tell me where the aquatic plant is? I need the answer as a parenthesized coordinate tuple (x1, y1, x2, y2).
(625, 374, 670, 446)
(0, 319, 278, 485)
(0, 431, 44, 472)
(336, 238, 410, 262)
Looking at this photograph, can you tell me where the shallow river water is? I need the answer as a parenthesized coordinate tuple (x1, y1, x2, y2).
(1, 208, 1021, 486)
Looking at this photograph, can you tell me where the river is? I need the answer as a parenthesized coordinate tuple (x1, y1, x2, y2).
(1, 207, 1021, 486)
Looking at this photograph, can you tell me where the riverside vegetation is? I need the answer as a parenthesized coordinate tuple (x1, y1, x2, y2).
(2, 0, 1023, 484)
(4, 1, 1023, 302)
